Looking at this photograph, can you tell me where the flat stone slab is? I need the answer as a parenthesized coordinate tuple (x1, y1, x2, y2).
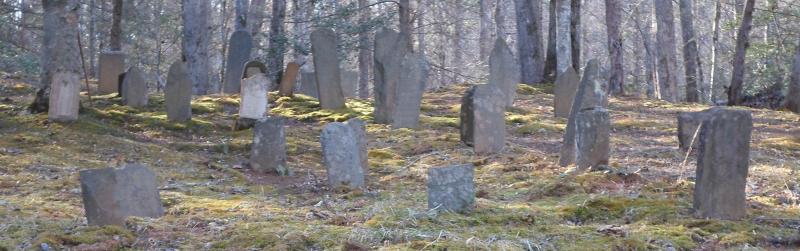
(576, 108, 611, 171)
(489, 38, 520, 108)
(165, 60, 192, 122)
(553, 67, 579, 118)
(460, 84, 506, 154)
(98, 51, 125, 94)
(391, 53, 429, 129)
(48, 71, 80, 122)
(677, 111, 711, 151)
(321, 118, 367, 189)
(121, 67, 148, 107)
(250, 117, 289, 175)
(427, 164, 475, 213)
(223, 30, 254, 94)
(311, 28, 346, 109)
(79, 163, 164, 226)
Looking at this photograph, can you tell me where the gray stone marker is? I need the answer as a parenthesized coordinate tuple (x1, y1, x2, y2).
(427, 164, 475, 213)
(489, 38, 520, 108)
(98, 51, 125, 94)
(677, 111, 711, 151)
(311, 28, 346, 109)
(121, 67, 148, 107)
(340, 70, 358, 98)
(392, 53, 429, 129)
(79, 163, 164, 226)
(693, 108, 752, 220)
(165, 60, 192, 122)
(374, 28, 409, 124)
(553, 67, 580, 118)
(460, 84, 506, 154)
(576, 108, 611, 171)
(298, 70, 319, 99)
(48, 71, 81, 122)
(279, 62, 301, 97)
(559, 60, 605, 167)
(223, 30, 254, 94)
(239, 63, 269, 120)
(321, 118, 367, 189)
(250, 117, 289, 175)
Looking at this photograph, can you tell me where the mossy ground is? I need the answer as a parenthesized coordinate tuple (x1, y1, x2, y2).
(1, 78, 799, 250)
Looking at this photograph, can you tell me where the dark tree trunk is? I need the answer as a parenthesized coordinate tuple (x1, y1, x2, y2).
(728, 0, 755, 106)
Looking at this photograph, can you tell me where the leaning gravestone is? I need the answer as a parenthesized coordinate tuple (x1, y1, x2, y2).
(237, 61, 269, 129)
(553, 67, 580, 118)
(223, 30, 254, 94)
(460, 84, 506, 154)
(559, 59, 604, 167)
(121, 67, 148, 107)
(340, 70, 358, 98)
(311, 28, 346, 109)
(278, 62, 301, 97)
(250, 117, 289, 175)
(298, 70, 319, 99)
(79, 163, 164, 226)
(98, 51, 125, 94)
(321, 118, 367, 189)
(489, 38, 520, 108)
(165, 60, 192, 122)
(392, 53, 429, 129)
(373, 28, 410, 124)
(693, 107, 752, 220)
(48, 71, 81, 122)
(427, 164, 475, 213)
(677, 111, 711, 151)
(576, 108, 611, 171)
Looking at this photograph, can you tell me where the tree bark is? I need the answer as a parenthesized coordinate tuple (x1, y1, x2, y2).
(31, 0, 82, 113)
(727, 0, 755, 106)
(514, 0, 544, 84)
(605, 0, 623, 96)
(543, 0, 557, 82)
(182, 0, 211, 94)
(555, 0, 571, 75)
(570, 0, 580, 71)
(266, 0, 288, 88)
(709, 0, 721, 104)
(479, 0, 492, 62)
(654, 0, 679, 102)
(358, 0, 371, 98)
(679, 0, 701, 102)
(109, 0, 122, 51)
(787, 39, 800, 113)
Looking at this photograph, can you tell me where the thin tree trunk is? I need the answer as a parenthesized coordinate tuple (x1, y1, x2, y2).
(570, 0, 580, 71)
(709, 0, 721, 104)
(543, 0, 557, 82)
(727, 0, 755, 106)
(479, 0, 492, 62)
(358, 0, 371, 98)
(109, 0, 122, 51)
(679, 0, 700, 102)
(515, 0, 544, 84)
(654, 0, 679, 102)
(266, 0, 288, 87)
(605, 0, 623, 96)
(182, 0, 211, 95)
(787, 39, 800, 113)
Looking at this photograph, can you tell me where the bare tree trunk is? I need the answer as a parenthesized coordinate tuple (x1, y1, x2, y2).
(31, 0, 81, 113)
(267, 0, 288, 87)
(787, 39, 800, 113)
(109, 0, 122, 51)
(654, 0, 679, 102)
(182, 0, 211, 95)
(514, 0, 544, 84)
(570, 0, 580, 71)
(543, 0, 557, 82)
(727, 0, 755, 106)
(605, 0, 623, 96)
(555, 0, 571, 75)
(234, 0, 248, 31)
(358, 0, 371, 98)
(479, 0, 492, 62)
(709, 0, 721, 104)
(679, 0, 701, 102)
(399, 0, 413, 50)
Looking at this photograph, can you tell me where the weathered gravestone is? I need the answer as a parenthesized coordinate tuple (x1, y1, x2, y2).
(553, 67, 580, 118)
(223, 30, 254, 94)
(559, 60, 606, 167)
(489, 38, 520, 108)
(98, 51, 125, 94)
(237, 61, 269, 130)
(79, 163, 164, 226)
(392, 53, 430, 129)
(48, 71, 81, 122)
(278, 62, 300, 97)
(373, 28, 409, 124)
(311, 28, 346, 109)
(576, 108, 611, 171)
(165, 60, 192, 122)
(340, 70, 359, 98)
(693, 108, 752, 220)
(298, 70, 319, 98)
(250, 117, 289, 175)
(677, 111, 711, 151)
(321, 118, 367, 189)
(460, 84, 506, 154)
(427, 164, 475, 213)
(121, 67, 148, 107)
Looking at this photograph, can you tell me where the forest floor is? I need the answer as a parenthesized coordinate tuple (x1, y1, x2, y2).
(1, 75, 800, 250)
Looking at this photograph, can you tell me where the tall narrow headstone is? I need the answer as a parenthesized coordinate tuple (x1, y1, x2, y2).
(298, 71, 319, 98)
(311, 28, 346, 109)
(48, 71, 81, 122)
(489, 38, 520, 108)
(559, 60, 604, 167)
(165, 60, 192, 122)
(239, 61, 269, 121)
(374, 28, 409, 124)
(340, 70, 359, 98)
(677, 111, 711, 151)
(79, 163, 164, 226)
(392, 53, 429, 129)
(223, 31, 254, 94)
(460, 84, 506, 154)
(250, 117, 289, 175)
(98, 51, 125, 94)
(427, 164, 475, 213)
(279, 62, 301, 97)
(693, 108, 752, 220)
(321, 118, 367, 189)
(576, 108, 611, 171)
(553, 67, 580, 118)
(121, 67, 148, 107)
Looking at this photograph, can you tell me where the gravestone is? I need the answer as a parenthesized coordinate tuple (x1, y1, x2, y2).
(98, 51, 125, 94)
(250, 117, 289, 175)
(237, 61, 269, 129)
(489, 38, 520, 108)
(311, 28, 346, 109)
(576, 108, 611, 171)
(223, 31, 254, 94)
(340, 70, 358, 98)
(373, 28, 409, 124)
(121, 67, 148, 107)
(298, 70, 319, 98)
(553, 67, 580, 118)
(48, 71, 81, 122)
(165, 60, 192, 122)
(460, 84, 506, 154)
(392, 53, 429, 129)
(427, 164, 475, 213)
(321, 118, 367, 189)
(79, 163, 164, 226)
(278, 62, 300, 97)
(559, 60, 604, 167)
(693, 108, 752, 220)
(677, 111, 711, 151)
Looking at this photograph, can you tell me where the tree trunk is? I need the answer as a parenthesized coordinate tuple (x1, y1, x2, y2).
(787, 40, 800, 113)
(479, 0, 492, 62)
(679, 0, 700, 102)
(109, 0, 122, 51)
(543, 0, 557, 82)
(727, 0, 755, 106)
(399, 0, 413, 50)
(31, 0, 82, 113)
(266, 0, 288, 88)
(182, 0, 211, 95)
(654, 0, 679, 102)
(514, 0, 544, 85)
(358, 0, 371, 98)
(709, 0, 721, 104)
(570, 0, 580, 71)
(605, 0, 623, 96)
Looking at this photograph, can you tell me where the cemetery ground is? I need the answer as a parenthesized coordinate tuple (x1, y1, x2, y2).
(1, 78, 799, 250)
